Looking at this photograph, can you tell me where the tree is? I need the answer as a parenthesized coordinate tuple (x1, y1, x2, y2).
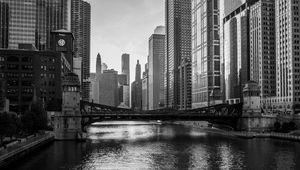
(0, 112, 18, 146)
(22, 101, 48, 133)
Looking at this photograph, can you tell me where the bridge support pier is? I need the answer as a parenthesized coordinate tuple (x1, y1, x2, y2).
(54, 73, 85, 140)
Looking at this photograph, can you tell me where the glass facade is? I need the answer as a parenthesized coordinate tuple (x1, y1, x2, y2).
(0, 0, 70, 50)
(223, 4, 249, 104)
(192, 0, 221, 108)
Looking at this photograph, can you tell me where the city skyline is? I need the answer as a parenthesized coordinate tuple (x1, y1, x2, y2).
(86, 0, 164, 84)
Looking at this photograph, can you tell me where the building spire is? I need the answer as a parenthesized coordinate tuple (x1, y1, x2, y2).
(96, 53, 102, 75)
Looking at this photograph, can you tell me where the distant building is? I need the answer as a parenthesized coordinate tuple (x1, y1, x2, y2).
(101, 63, 108, 73)
(131, 60, 142, 110)
(118, 74, 129, 107)
(142, 63, 149, 111)
(99, 69, 119, 107)
(165, 0, 192, 109)
(89, 73, 96, 102)
(121, 54, 130, 85)
(148, 26, 165, 110)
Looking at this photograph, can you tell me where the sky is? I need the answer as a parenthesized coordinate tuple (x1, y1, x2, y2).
(86, 0, 165, 84)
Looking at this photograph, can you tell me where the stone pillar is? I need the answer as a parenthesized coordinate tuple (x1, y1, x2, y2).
(54, 73, 83, 140)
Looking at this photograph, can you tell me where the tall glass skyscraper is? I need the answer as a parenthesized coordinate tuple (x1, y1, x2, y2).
(165, 0, 192, 110)
(192, 0, 221, 108)
(0, 0, 71, 50)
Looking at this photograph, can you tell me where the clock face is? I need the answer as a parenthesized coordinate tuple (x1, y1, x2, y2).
(58, 39, 66, 46)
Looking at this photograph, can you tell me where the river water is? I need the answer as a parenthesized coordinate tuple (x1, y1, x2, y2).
(6, 121, 300, 170)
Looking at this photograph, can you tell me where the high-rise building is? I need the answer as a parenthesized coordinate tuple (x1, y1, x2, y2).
(96, 53, 102, 75)
(275, 0, 300, 114)
(98, 69, 119, 107)
(223, 2, 250, 104)
(0, 0, 71, 50)
(71, 0, 91, 101)
(142, 63, 149, 110)
(192, 0, 222, 108)
(118, 74, 130, 108)
(249, 0, 276, 106)
(148, 26, 165, 110)
(165, 0, 192, 109)
(121, 54, 130, 84)
(131, 60, 142, 110)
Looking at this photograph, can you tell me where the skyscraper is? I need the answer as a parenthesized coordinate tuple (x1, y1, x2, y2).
(275, 0, 300, 114)
(142, 63, 149, 110)
(0, 0, 71, 50)
(131, 60, 142, 110)
(148, 26, 165, 110)
(192, 0, 221, 108)
(165, 0, 192, 110)
(96, 53, 102, 75)
(99, 69, 119, 107)
(223, 2, 250, 104)
(121, 53, 130, 85)
(71, 0, 91, 101)
(249, 0, 276, 105)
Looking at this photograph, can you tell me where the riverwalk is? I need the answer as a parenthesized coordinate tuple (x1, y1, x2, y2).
(0, 132, 54, 168)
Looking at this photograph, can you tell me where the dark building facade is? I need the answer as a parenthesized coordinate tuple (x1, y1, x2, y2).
(0, 31, 74, 114)
(0, 0, 70, 50)
(131, 60, 142, 110)
(0, 50, 72, 113)
(0, 2, 8, 48)
(71, 0, 91, 101)
(165, 0, 192, 109)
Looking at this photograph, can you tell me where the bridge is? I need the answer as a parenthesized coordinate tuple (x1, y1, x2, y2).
(80, 101, 243, 131)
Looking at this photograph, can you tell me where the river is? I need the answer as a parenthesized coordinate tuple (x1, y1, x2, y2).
(5, 121, 300, 170)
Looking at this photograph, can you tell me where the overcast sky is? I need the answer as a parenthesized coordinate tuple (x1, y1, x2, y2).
(86, 0, 164, 84)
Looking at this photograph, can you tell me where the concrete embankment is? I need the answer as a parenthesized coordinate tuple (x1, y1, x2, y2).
(0, 133, 54, 168)
(174, 121, 300, 142)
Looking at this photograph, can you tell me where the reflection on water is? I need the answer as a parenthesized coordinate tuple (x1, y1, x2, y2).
(6, 121, 300, 170)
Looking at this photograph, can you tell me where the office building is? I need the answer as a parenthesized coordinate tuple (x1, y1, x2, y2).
(0, 0, 70, 50)
(98, 69, 119, 107)
(121, 54, 130, 84)
(192, 0, 221, 108)
(223, 2, 250, 104)
(142, 64, 149, 110)
(275, 0, 300, 114)
(71, 0, 91, 101)
(249, 0, 276, 108)
(148, 26, 165, 110)
(165, 0, 192, 109)
(0, 31, 74, 113)
(131, 60, 142, 110)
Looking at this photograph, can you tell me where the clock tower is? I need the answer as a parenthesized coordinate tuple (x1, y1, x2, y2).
(50, 30, 74, 69)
